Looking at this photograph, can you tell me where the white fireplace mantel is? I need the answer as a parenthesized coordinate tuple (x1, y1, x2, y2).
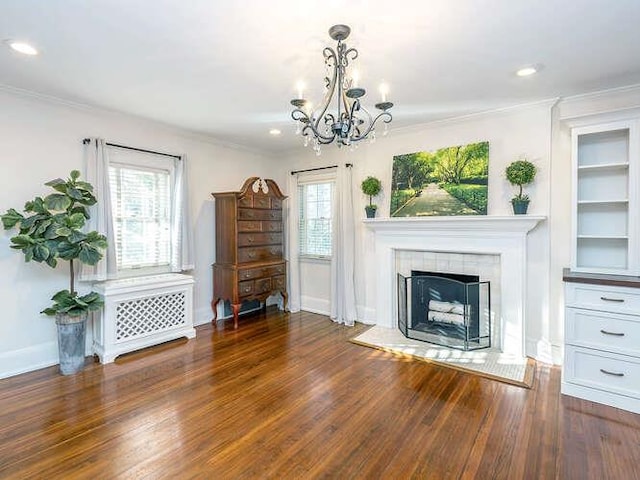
(364, 215, 546, 358)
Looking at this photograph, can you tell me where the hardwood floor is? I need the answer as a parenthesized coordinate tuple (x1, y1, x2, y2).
(1, 310, 639, 479)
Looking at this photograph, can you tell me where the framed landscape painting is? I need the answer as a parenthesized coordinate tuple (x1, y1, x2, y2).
(390, 141, 489, 217)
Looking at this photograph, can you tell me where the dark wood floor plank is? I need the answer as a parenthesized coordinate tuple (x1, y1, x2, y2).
(1, 309, 639, 479)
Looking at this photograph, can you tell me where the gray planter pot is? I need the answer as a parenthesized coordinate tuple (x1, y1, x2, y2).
(365, 205, 377, 218)
(55, 313, 87, 375)
(511, 198, 530, 215)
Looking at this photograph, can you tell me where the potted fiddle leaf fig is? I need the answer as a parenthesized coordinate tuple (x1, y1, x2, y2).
(505, 158, 537, 214)
(361, 176, 382, 218)
(1, 170, 107, 375)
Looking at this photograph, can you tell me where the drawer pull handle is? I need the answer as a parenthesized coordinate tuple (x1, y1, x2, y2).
(247, 236, 254, 243)
(242, 273, 251, 279)
(600, 329, 625, 337)
(600, 368, 624, 377)
(248, 252, 256, 259)
(600, 296, 625, 303)
(244, 287, 251, 292)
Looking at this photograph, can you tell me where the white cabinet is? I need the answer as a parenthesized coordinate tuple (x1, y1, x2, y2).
(571, 120, 639, 275)
(562, 274, 640, 414)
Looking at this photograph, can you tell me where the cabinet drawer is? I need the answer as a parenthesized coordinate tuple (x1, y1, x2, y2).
(566, 308, 640, 356)
(238, 196, 253, 208)
(238, 263, 286, 281)
(564, 346, 640, 399)
(565, 283, 640, 314)
(263, 221, 282, 232)
(272, 275, 286, 290)
(238, 280, 254, 297)
(238, 208, 282, 221)
(271, 198, 282, 209)
(238, 220, 262, 232)
(253, 196, 271, 209)
(238, 246, 283, 263)
(255, 278, 272, 294)
(238, 232, 282, 247)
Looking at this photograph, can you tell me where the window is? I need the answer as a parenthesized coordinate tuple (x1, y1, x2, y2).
(107, 148, 176, 275)
(299, 181, 333, 257)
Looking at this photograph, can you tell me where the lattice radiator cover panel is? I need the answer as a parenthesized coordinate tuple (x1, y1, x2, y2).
(115, 292, 186, 341)
(93, 274, 196, 363)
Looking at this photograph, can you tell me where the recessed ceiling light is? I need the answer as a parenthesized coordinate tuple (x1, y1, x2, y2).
(7, 41, 38, 56)
(516, 66, 537, 77)
(269, 129, 282, 136)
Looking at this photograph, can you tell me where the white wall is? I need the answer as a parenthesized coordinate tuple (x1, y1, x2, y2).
(0, 87, 282, 378)
(283, 101, 555, 361)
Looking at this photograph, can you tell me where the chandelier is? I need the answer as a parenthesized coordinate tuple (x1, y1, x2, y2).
(290, 25, 393, 155)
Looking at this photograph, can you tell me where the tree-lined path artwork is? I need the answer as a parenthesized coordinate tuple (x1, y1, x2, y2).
(390, 141, 489, 217)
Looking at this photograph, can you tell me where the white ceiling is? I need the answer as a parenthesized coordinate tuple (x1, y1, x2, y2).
(1, 0, 640, 153)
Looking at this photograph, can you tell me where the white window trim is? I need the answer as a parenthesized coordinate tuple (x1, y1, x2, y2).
(107, 147, 177, 278)
(298, 170, 336, 260)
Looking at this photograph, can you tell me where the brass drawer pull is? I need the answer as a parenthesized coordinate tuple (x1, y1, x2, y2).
(242, 272, 251, 279)
(600, 296, 625, 303)
(600, 368, 624, 377)
(248, 252, 257, 259)
(247, 236, 255, 243)
(600, 329, 625, 337)
(243, 286, 251, 292)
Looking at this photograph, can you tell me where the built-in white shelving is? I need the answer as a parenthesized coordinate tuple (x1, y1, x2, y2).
(571, 120, 639, 275)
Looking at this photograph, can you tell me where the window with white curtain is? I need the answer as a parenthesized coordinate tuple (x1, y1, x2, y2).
(298, 181, 333, 257)
(107, 148, 175, 275)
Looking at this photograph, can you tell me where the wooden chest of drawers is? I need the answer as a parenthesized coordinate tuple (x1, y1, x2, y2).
(212, 177, 287, 328)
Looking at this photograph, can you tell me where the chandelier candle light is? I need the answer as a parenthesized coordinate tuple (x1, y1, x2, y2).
(290, 25, 393, 155)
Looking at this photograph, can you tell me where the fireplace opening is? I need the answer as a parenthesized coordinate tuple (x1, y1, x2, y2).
(397, 270, 491, 350)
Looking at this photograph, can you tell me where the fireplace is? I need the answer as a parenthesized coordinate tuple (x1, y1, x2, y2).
(364, 216, 545, 358)
(397, 270, 491, 350)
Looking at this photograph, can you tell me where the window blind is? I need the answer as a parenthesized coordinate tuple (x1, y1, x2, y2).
(299, 182, 333, 257)
(108, 164, 171, 270)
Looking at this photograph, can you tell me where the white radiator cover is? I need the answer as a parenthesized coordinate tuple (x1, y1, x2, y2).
(93, 273, 196, 363)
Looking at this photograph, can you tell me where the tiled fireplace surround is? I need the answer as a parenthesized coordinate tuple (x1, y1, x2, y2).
(365, 216, 545, 358)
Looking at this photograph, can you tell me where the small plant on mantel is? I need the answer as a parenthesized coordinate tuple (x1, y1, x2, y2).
(1, 170, 107, 374)
(505, 158, 536, 214)
(361, 176, 382, 218)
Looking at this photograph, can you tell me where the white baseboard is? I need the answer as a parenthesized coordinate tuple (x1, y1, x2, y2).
(526, 338, 563, 365)
(0, 341, 59, 379)
(357, 305, 376, 325)
(301, 295, 330, 316)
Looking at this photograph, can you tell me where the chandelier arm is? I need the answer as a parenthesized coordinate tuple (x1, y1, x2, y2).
(343, 47, 358, 66)
(313, 47, 339, 133)
(350, 111, 393, 142)
(300, 115, 336, 143)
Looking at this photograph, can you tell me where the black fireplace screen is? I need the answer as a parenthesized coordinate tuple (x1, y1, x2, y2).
(397, 271, 491, 351)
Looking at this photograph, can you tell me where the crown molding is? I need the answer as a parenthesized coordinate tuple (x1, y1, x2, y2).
(0, 83, 267, 157)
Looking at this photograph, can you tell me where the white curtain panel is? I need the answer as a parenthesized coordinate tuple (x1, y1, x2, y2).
(171, 155, 194, 272)
(79, 138, 118, 281)
(286, 173, 301, 312)
(330, 164, 357, 326)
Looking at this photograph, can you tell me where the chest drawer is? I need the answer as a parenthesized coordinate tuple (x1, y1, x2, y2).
(238, 263, 286, 281)
(272, 275, 286, 290)
(263, 221, 282, 233)
(564, 345, 640, 400)
(238, 280, 254, 297)
(238, 246, 283, 263)
(238, 232, 283, 247)
(565, 283, 640, 315)
(566, 308, 640, 357)
(238, 208, 282, 221)
(255, 278, 272, 294)
(253, 196, 271, 209)
(238, 220, 262, 232)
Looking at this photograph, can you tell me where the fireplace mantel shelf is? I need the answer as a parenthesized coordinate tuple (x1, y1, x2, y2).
(364, 215, 546, 235)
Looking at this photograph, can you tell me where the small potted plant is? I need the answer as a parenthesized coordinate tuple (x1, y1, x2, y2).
(505, 158, 537, 214)
(361, 176, 382, 218)
(1, 170, 107, 375)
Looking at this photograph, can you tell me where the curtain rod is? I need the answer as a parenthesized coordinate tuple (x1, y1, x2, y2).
(82, 138, 182, 160)
(290, 163, 352, 175)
